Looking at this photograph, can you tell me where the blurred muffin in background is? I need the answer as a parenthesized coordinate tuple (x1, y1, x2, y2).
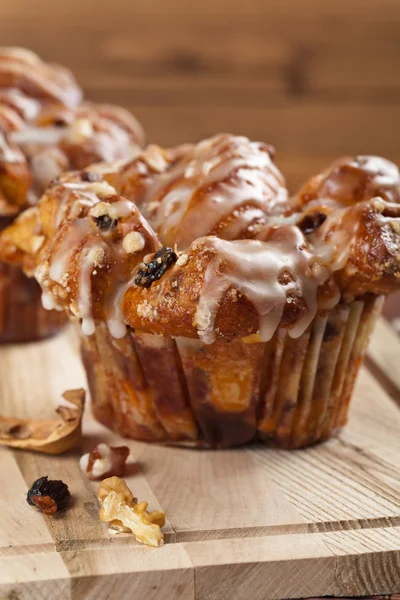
(0, 47, 144, 343)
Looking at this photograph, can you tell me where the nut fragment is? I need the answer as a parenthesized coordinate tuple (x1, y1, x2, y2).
(87, 245, 106, 268)
(98, 477, 165, 547)
(27, 476, 71, 514)
(176, 252, 188, 267)
(80, 443, 130, 480)
(142, 144, 168, 173)
(0, 388, 85, 454)
(65, 118, 93, 144)
(122, 231, 145, 254)
(80, 170, 102, 182)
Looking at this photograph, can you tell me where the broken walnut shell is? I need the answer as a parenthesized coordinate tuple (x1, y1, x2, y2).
(0, 388, 85, 454)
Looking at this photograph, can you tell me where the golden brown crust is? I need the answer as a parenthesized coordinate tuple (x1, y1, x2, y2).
(297, 155, 400, 209)
(116, 135, 288, 248)
(313, 198, 400, 299)
(122, 236, 327, 340)
(0, 47, 82, 107)
(1, 141, 400, 345)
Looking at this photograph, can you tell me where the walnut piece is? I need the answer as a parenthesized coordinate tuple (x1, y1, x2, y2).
(0, 388, 85, 454)
(98, 476, 165, 547)
(80, 443, 129, 480)
(122, 231, 145, 254)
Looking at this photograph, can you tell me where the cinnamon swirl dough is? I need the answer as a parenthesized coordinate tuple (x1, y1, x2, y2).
(1, 134, 399, 446)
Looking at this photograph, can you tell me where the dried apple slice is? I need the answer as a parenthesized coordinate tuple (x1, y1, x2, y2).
(0, 388, 85, 454)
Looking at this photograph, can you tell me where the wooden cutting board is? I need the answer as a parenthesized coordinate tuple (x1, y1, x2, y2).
(0, 319, 399, 600)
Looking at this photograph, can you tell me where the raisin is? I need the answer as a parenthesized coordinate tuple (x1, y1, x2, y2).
(135, 247, 178, 288)
(81, 171, 102, 183)
(27, 476, 71, 514)
(298, 212, 327, 234)
(93, 214, 118, 231)
(53, 117, 67, 127)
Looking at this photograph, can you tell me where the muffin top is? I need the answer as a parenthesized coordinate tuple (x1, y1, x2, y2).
(1, 133, 400, 344)
(0, 47, 144, 214)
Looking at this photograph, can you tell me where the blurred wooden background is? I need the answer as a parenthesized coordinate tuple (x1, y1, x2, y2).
(0, 0, 399, 192)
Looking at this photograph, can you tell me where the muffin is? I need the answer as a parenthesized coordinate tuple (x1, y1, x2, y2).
(1, 134, 399, 449)
(0, 47, 144, 342)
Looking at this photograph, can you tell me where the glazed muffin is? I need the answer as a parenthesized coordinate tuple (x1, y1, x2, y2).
(0, 47, 144, 342)
(1, 134, 399, 449)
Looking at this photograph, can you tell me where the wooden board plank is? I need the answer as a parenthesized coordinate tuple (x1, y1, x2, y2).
(136, 442, 305, 541)
(0, 552, 71, 599)
(0, 326, 84, 420)
(0, 320, 399, 598)
(0, 450, 55, 554)
(324, 527, 400, 597)
(184, 533, 335, 600)
(367, 317, 400, 406)
(62, 545, 194, 600)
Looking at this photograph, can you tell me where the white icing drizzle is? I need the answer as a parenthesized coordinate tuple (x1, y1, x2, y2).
(312, 206, 360, 271)
(0, 132, 25, 163)
(78, 244, 106, 337)
(62, 180, 117, 198)
(195, 226, 334, 345)
(9, 126, 67, 146)
(93, 126, 135, 162)
(306, 156, 400, 207)
(104, 211, 158, 339)
(49, 218, 91, 283)
(0, 47, 83, 107)
(0, 88, 41, 121)
(53, 180, 119, 229)
(106, 276, 136, 339)
(347, 156, 399, 189)
(30, 148, 66, 191)
(45, 181, 155, 338)
(41, 290, 58, 311)
(154, 185, 194, 237)
(105, 199, 135, 218)
(308, 198, 392, 273)
(142, 135, 287, 248)
(195, 260, 231, 344)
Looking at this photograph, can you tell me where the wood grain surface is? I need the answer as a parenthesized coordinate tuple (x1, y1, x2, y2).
(0, 321, 399, 599)
(0, 0, 399, 190)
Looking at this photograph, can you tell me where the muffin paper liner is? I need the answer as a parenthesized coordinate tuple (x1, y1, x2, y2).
(81, 295, 384, 449)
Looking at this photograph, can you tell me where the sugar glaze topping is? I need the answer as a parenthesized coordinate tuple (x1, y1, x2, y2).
(0, 48, 144, 211)
(19, 137, 400, 345)
(135, 134, 288, 249)
(42, 178, 158, 338)
(195, 225, 337, 344)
